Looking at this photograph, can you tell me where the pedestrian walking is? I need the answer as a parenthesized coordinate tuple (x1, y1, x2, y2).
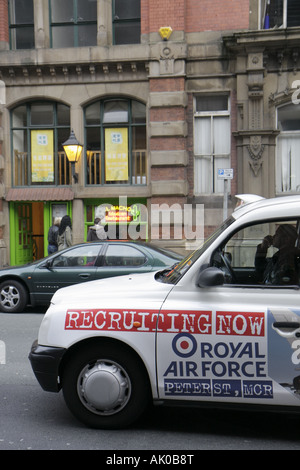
(47, 217, 61, 255)
(57, 215, 72, 251)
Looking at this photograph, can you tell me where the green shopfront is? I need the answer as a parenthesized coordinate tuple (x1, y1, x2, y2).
(85, 197, 148, 242)
(7, 194, 148, 266)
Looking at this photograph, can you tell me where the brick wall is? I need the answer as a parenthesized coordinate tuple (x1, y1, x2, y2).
(142, 0, 250, 34)
(0, 0, 9, 42)
(141, 0, 185, 34)
(186, 0, 249, 31)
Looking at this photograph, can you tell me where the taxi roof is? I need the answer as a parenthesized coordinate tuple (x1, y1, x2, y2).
(232, 195, 300, 222)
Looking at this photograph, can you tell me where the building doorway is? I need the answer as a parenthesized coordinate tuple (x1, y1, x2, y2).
(9, 201, 44, 265)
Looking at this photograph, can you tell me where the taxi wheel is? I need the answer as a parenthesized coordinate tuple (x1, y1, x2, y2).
(62, 342, 151, 429)
(0, 280, 28, 313)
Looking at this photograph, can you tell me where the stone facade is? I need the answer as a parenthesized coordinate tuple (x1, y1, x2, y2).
(0, 0, 299, 264)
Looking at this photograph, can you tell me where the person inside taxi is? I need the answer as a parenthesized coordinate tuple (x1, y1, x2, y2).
(255, 224, 299, 285)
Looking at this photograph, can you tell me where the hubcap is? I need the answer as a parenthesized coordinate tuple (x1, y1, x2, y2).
(77, 359, 131, 415)
(0, 286, 20, 309)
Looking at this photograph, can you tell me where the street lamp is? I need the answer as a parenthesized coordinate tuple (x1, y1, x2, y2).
(62, 129, 83, 183)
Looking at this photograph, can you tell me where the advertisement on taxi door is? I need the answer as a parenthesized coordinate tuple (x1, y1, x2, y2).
(159, 309, 271, 401)
(158, 307, 300, 404)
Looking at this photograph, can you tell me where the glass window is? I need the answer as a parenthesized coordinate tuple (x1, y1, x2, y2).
(113, 0, 141, 45)
(104, 245, 146, 267)
(195, 95, 228, 112)
(9, 0, 34, 49)
(85, 98, 147, 186)
(52, 244, 102, 267)
(276, 104, 300, 193)
(262, 0, 300, 29)
(49, 0, 97, 48)
(103, 101, 129, 124)
(31, 103, 54, 126)
(11, 101, 71, 186)
(194, 95, 231, 195)
(211, 219, 299, 286)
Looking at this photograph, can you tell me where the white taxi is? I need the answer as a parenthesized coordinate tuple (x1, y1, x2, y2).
(29, 195, 300, 429)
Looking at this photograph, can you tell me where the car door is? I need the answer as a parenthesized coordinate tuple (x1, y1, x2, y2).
(156, 218, 300, 409)
(31, 244, 103, 303)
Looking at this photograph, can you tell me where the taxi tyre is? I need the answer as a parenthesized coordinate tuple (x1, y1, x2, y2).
(0, 279, 28, 313)
(62, 342, 151, 429)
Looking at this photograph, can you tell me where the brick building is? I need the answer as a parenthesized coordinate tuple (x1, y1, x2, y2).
(0, 0, 299, 265)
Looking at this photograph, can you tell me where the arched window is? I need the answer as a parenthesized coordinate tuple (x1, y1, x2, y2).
(84, 98, 146, 185)
(11, 101, 71, 186)
(276, 102, 300, 193)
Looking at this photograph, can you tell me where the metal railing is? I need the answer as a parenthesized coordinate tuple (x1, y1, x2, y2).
(13, 149, 147, 186)
(86, 149, 147, 185)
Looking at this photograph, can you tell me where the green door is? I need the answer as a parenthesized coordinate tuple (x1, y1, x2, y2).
(10, 203, 33, 266)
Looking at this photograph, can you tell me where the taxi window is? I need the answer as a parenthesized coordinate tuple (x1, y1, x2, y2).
(159, 217, 235, 284)
(51, 245, 102, 267)
(212, 219, 300, 287)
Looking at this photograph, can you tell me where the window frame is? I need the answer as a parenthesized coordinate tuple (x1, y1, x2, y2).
(8, 0, 35, 50)
(49, 0, 97, 48)
(10, 100, 71, 187)
(276, 102, 300, 194)
(193, 94, 231, 195)
(260, 0, 300, 29)
(112, 0, 141, 45)
(84, 97, 147, 186)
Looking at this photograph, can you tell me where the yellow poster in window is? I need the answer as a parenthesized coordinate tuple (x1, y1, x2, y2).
(31, 130, 54, 182)
(105, 128, 128, 181)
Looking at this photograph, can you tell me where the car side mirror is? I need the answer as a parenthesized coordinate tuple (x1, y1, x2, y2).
(197, 267, 225, 287)
(42, 260, 53, 270)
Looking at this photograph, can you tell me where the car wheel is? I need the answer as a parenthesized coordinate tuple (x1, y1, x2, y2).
(62, 342, 151, 429)
(0, 280, 28, 313)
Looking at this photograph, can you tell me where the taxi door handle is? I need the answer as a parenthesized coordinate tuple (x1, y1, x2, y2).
(273, 322, 300, 329)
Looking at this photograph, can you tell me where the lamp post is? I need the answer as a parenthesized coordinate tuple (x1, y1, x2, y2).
(62, 129, 83, 183)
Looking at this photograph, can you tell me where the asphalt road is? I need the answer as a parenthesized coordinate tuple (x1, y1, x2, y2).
(1, 309, 300, 453)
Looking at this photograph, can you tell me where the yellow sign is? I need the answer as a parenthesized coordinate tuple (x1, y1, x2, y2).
(31, 130, 54, 182)
(105, 128, 128, 182)
(159, 26, 173, 40)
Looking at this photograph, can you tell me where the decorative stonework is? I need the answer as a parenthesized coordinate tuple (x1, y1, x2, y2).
(159, 46, 175, 75)
(247, 135, 265, 176)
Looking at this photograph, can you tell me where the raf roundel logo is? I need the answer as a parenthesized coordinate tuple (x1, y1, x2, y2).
(172, 333, 197, 358)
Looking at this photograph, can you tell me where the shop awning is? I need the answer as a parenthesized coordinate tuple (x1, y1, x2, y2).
(6, 187, 75, 201)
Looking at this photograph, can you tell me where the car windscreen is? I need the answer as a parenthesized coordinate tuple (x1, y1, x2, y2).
(156, 217, 235, 284)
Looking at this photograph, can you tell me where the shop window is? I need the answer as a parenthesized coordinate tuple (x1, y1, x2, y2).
(9, 0, 35, 49)
(276, 103, 300, 193)
(262, 0, 300, 29)
(85, 98, 147, 186)
(194, 95, 231, 195)
(113, 0, 141, 45)
(49, 0, 97, 48)
(11, 101, 71, 186)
